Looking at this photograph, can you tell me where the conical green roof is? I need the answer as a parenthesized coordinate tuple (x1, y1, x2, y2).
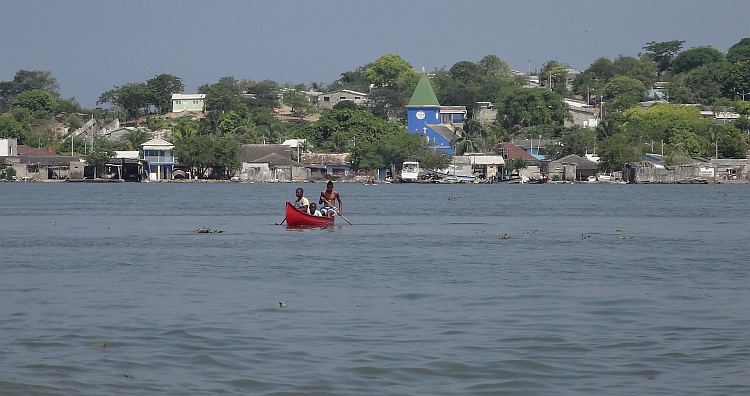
(408, 74, 440, 107)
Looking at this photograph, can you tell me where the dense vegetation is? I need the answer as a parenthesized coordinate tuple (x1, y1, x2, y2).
(2, 38, 749, 178)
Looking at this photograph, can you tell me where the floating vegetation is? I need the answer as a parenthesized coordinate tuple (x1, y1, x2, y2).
(447, 195, 461, 201)
(195, 227, 224, 234)
(89, 343, 106, 348)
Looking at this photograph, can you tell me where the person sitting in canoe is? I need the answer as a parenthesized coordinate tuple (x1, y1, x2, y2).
(294, 187, 310, 214)
(309, 202, 322, 216)
(318, 181, 342, 218)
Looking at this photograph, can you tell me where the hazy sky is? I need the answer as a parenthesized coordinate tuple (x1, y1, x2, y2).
(2, 0, 748, 108)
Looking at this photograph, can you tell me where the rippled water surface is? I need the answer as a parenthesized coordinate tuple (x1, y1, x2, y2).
(1, 182, 749, 395)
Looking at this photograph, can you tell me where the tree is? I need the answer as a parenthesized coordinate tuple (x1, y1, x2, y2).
(544, 126, 596, 160)
(332, 100, 359, 110)
(451, 119, 486, 155)
(683, 62, 732, 104)
(0, 70, 59, 111)
(242, 79, 280, 108)
(727, 38, 750, 64)
(283, 90, 316, 121)
(597, 134, 640, 172)
(603, 76, 646, 112)
(123, 129, 152, 152)
(450, 61, 484, 85)
(670, 127, 707, 157)
(13, 89, 57, 118)
(671, 46, 726, 75)
(478, 55, 511, 78)
(85, 145, 116, 178)
(97, 83, 153, 124)
(199, 76, 241, 113)
(328, 64, 372, 93)
(613, 55, 658, 88)
(146, 74, 184, 113)
(506, 158, 528, 175)
(642, 40, 685, 74)
(540, 60, 569, 93)
(365, 54, 418, 87)
(495, 87, 570, 132)
(0, 115, 26, 141)
(621, 103, 703, 143)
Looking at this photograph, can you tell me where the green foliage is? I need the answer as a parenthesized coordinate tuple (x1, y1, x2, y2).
(0, 70, 59, 111)
(506, 158, 528, 175)
(97, 83, 153, 123)
(670, 126, 707, 157)
(621, 103, 703, 142)
(671, 46, 725, 75)
(716, 125, 749, 158)
(545, 126, 596, 160)
(173, 133, 241, 179)
(123, 129, 152, 152)
(241, 79, 280, 109)
(147, 74, 184, 114)
(642, 40, 685, 74)
(450, 61, 484, 85)
(85, 145, 116, 178)
(683, 62, 732, 104)
(199, 76, 241, 113)
(478, 55, 512, 78)
(332, 100, 359, 110)
(56, 98, 81, 115)
(603, 76, 646, 112)
(328, 64, 372, 93)
(727, 38, 750, 64)
(365, 54, 417, 87)
(283, 90, 316, 120)
(0, 115, 26, 140)
(14, 89, 57, 117)
(63, 113, 83, 131)
(495, 87, 570, 131)
(540, 60, 569, 93)
(597, 134, 640, 172)
(3, 164, 17, 180)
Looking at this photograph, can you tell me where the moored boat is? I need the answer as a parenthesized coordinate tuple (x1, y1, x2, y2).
(285, 202, 334, 227)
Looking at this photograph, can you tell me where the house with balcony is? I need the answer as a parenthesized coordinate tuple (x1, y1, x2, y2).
(141, 138, 174, 180)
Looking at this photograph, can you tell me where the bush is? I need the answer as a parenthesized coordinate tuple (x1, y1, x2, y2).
(4, 166, 17, 180)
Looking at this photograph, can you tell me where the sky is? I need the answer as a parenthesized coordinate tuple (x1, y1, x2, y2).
(2, 0, 749, 109)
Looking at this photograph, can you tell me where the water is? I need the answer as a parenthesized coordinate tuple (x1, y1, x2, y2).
(1, 182, 749, 395)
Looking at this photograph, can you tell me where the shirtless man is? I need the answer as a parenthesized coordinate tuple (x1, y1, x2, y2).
(318, 181, 342, 218)
(294, 187, 309, 214)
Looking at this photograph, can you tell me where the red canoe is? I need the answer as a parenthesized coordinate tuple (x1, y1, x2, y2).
(285, 202, 334, 227)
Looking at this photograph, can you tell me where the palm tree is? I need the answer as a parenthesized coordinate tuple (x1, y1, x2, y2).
(451, 119, 487, 155)
(124, 129, 152, 152)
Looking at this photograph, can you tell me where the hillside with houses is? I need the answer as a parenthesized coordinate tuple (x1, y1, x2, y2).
(2, 38, 750, 183)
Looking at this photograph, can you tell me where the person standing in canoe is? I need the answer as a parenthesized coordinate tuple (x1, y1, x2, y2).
(318, 181, 342, 218)
(294, 187, 310, 214)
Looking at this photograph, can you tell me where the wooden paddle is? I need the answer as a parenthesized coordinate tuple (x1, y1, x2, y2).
(321, 197, 353, 225)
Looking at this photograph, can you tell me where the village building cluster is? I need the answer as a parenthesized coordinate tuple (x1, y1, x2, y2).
(2, 70, 748, 184)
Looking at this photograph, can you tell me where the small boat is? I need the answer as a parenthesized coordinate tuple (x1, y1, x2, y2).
(285, 202, 334, 227)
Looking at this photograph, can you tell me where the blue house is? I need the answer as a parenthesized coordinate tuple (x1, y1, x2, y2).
(406, 74, 466, 154)
(141, 138, 175, 180)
